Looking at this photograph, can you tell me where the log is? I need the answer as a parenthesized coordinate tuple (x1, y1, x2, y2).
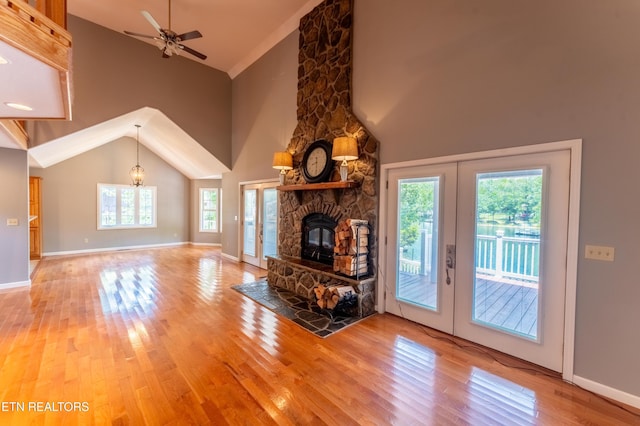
(333, 218, 369, 275)
(313, 285, 355, 311)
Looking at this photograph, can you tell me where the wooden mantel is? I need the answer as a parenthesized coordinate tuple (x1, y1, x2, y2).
(277, 181, 359, 191)
(277, 181, 360, 204)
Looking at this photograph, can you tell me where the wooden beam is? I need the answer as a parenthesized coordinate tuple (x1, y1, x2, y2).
(0, 119, 28, 149)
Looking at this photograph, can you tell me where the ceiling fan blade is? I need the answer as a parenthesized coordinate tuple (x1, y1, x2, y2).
(176, 30, 202, 41)
(141, 10, 162, 32)
(124, 30, 159, 40)
(179, 44, 207, 60)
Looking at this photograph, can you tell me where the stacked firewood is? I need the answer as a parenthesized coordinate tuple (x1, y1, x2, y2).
(313, 284, 354, 310)
(333, 219, 369, 276)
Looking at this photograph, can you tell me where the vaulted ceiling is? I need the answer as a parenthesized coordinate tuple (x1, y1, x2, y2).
(69, 0, 323, 78)
(2, 0, 324, 178)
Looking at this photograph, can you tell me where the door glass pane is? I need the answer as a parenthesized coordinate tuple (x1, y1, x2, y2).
(473, 170, 542, 340)
(396, 177, 440, 310)
(262, 188, 278, 260)
(243, 189, 257, 257)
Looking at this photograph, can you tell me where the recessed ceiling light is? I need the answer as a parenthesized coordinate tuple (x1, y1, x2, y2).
(5, 102, 33, 111)
(0, 55, 8, 65)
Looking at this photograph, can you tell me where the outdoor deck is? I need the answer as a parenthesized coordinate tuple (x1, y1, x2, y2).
(398, 272, 538, 338)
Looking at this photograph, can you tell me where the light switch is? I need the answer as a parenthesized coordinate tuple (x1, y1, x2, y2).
(6, 218, 18, 226)
(585, 245, 615, 261)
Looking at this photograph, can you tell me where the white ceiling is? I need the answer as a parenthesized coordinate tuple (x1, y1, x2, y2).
(29, 107, 231, 179)
(2, 0, 322, 177)
(68, 0, 323, 78)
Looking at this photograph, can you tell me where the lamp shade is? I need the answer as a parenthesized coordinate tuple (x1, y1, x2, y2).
(272, 151, 293, 170)
(331, 137, 358, 161)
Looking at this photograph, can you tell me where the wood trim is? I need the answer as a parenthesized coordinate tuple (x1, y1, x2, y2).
(0, 119, 28, 149)
(34, 0, 66, 29)
(277, 181, 359, 191)
(0, 0, 72, 120)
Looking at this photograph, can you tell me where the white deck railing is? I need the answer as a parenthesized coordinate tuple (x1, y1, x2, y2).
(399, 232, 540, 283)
(476, 234, 539, 282)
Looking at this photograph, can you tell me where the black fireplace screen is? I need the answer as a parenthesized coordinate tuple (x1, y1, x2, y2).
(302, 213, 337, 265)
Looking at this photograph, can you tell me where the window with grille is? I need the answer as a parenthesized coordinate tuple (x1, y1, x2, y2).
(97, 184, 157, 229)
(199, 188, 221, 233)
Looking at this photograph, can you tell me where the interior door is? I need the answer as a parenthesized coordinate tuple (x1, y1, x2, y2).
(241, 182, 279, 269)
(384, 149, 571, 372)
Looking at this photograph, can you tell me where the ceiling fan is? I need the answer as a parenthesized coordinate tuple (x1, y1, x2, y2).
(124, 0, 207, 60)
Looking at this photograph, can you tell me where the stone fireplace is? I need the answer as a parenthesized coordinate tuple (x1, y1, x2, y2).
(266, 0, 378, 318)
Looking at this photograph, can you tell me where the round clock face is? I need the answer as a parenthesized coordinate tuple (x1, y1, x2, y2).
(306, 147, 328, 177)
(302, 140, 333, 183)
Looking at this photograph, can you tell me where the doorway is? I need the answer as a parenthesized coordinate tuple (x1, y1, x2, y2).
(380, 141, 581, 374)
(240, 181, 279, 269)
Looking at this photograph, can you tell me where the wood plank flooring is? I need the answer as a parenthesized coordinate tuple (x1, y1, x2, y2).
(0, 246, 638, 425)
(399, 273, 539, 338)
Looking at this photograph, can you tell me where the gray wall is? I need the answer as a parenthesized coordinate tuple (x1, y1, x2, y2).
(191, 179, 222, 245)
(227, 0, 640, 400)
(0, 149, 29, 287)
(30, 15, 232, 168)
(223, 31, 298, 257)
(30, 138, 189, 253)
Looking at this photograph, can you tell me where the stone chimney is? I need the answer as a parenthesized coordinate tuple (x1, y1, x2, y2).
(278, 0, 379, 269)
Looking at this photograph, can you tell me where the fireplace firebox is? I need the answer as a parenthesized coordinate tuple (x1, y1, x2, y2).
(302, 213, 337, 265)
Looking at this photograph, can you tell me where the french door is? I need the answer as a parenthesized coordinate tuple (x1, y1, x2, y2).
(241, 182, 279, 269)
(385, 163, 458, 334)
(383, 147, 575, 372)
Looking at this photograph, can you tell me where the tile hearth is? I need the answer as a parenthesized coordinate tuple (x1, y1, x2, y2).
(232, 279, 365, 337)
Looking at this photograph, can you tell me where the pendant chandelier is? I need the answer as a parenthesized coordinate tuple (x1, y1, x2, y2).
(130, 124, 145, 187)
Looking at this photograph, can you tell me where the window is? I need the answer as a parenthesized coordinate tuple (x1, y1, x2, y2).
(200, 188, 220, 232)
(98, 184, 157, 229)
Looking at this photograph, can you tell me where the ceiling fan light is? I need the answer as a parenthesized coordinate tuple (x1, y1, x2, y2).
(165, 42, 179, 56)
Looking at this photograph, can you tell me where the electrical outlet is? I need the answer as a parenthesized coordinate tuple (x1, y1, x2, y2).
(585, 245, 615, 261)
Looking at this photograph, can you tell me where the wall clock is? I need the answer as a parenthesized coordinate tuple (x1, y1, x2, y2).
(301, 139, 334, 183)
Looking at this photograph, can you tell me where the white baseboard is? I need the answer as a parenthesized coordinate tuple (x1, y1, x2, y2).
(221, 252, 239, 262)
(572, 375, 640, 409)
(43, 242, 189, 257)
(0, 280, 30, 291)
(190, 242, 222, 247)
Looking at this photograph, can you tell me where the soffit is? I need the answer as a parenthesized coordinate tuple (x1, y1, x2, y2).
(28, 107, 230, 179)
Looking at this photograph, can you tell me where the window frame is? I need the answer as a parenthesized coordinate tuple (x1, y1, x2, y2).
(199, 187, 221, 233)
(97, 183, 157, 230)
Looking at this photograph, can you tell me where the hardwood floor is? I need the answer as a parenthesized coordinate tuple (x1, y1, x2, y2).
(0, 246, 638, 425)
(399, 273, 539, 338)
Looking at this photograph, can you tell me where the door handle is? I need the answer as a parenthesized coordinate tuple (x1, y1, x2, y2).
(445, 244, 455, 285)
